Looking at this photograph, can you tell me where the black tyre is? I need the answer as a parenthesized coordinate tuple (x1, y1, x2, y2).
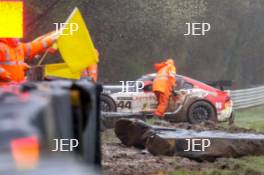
(187, 101, 216, 124)
(100, 95, 116, 112)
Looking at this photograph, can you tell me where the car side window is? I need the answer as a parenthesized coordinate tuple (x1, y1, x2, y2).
(175, 76, 184, 90)
(183, 82, 194, 89)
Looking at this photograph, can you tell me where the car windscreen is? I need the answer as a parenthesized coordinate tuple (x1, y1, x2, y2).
(136, 75, 155, 82)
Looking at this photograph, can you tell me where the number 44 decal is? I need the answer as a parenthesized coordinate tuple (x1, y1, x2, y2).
(117, 101, 132, 109)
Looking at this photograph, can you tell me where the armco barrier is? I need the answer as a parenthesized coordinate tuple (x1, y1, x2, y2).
(231, 86, 264, 110)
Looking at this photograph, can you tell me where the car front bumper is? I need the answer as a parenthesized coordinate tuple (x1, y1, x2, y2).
(217, 105, 233, 122)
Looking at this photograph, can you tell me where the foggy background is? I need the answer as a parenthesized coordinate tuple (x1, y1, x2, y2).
(24, 0, 264, 88)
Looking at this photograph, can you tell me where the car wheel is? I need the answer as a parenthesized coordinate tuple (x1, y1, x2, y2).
(187, 101, 216, 124)
(100, 95, 116, 112)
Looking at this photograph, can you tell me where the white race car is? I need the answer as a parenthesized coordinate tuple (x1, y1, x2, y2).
(101, 74, 234, 124)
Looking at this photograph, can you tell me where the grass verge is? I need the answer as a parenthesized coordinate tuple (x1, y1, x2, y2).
(234, 105, 264, 132)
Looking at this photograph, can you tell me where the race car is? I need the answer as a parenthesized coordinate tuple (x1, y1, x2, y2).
(101, 74, 234, 124)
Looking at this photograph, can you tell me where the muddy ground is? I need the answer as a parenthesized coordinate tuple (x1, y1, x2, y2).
(102, 121, 264, 175)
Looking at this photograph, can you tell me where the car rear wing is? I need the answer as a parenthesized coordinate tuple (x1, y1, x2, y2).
(204, 80, 233, 90)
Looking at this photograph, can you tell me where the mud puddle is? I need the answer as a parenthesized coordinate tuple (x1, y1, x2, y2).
(156, 128, 264, 139)
(151, 120, 259, 133)
(102, 118, 264, 175)
(102, 129, 205, 175)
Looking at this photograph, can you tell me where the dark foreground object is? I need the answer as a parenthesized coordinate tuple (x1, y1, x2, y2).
(101, 112, 147, 130)
(115, 119, 264, 161)
(0, 80, 101, 174)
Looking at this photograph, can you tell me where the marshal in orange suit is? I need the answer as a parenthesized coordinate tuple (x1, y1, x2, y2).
(152, 59, 176, 118)
(0, 33, 57, 83)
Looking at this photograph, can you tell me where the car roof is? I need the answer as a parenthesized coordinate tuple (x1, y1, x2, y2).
(183, 76, 223, 92)
(138, 73, 223, 92)
(137, 73, 186, 81)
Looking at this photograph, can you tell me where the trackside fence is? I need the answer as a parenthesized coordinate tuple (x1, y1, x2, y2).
(231, 86, 264, 110)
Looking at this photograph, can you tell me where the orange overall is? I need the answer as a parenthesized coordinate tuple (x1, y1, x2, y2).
(152, 59, 176, 118)
(81, 48, 99, 82)
(81, 64, 98, 82)
(0, 36, 55, 83)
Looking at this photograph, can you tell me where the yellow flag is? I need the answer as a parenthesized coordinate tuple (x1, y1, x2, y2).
(57, 7, 98, 73)
(45, 63, 81, 80)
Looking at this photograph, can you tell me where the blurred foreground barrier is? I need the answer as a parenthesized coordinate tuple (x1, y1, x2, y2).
(231, 85, 264, 109)
(0, 80, 101, 174)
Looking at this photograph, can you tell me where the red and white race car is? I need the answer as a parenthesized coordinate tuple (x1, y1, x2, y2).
(101, 74, 234, 124)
